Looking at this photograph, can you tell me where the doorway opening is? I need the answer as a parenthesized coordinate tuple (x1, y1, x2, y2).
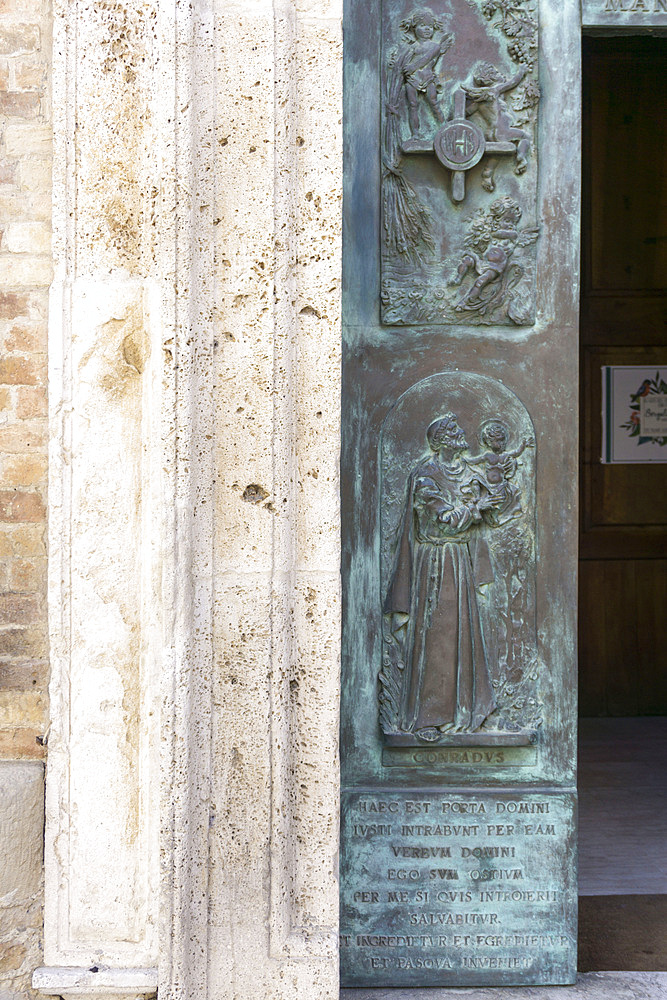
(578, 33, 667, 973)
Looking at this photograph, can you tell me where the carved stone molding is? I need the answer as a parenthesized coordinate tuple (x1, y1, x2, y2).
(33, 966, 158, 1000)
(37, 2, 342, 1000)
(35, 0, 166, 986)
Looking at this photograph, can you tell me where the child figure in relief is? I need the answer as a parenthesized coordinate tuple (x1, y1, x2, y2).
(465, 420, 533, 524)
(387, 9, 454, 136)
(463, 62, 531, 174)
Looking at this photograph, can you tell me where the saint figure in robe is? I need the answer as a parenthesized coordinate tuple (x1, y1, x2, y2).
(384, 413, 498, 739)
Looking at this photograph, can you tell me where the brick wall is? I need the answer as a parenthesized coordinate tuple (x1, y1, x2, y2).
(0, 0, 51, 761)
(0, 1, 50, 996)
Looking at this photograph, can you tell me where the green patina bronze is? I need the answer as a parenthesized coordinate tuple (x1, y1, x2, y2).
(341, 0, 580, 986)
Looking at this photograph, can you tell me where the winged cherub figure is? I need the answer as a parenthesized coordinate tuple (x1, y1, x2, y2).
(451, 196, 538, 316)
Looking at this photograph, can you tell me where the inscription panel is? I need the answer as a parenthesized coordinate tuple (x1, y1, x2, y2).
(340, 790, 576, 987)
(582, 0, 667, 27)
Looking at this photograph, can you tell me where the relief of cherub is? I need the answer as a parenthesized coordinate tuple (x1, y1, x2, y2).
(386, 9, 453, 137)
(466, 419, 534, 524)
(450, 197, 538, 319)
(463, 62, 531, 185)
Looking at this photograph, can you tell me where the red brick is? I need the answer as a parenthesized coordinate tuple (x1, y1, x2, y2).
(5, 321, 45, 353)
(0, 424, 46, 452)
(0, 91, 40, 118)
(0, 592, 41, 625)
(0, 292, 28, 319)
(0, 490, 45, 522)
(0, 25, 40, 56)
(0, 356, 38, 385)
(0, 158, 16, 184)
(0, 658, 48, 691)
(0, 624, 47, 658)
(14, 59, 45, 92)
(16, 386, 46, 418)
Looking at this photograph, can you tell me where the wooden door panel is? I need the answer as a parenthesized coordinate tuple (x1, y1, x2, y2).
(579, 37, 667, 716)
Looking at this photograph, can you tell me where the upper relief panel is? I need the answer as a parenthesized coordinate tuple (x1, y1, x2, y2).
(381, 0, 540, 326)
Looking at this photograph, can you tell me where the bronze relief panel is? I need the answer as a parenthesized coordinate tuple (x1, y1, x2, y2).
(381, 0, 540, 325)
(379, 373, 540, 745)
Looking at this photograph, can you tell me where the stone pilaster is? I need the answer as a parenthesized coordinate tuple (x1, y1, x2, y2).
(36, 2, 342, 998)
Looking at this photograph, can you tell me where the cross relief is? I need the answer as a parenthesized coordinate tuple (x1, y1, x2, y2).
(401, 86, 523, 203)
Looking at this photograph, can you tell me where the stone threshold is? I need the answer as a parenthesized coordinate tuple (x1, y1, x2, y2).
(33, 966, 157, 999)
(341, 971, 667, 999)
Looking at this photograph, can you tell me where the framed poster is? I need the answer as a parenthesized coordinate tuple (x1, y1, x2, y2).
(601, 366, 667, 463)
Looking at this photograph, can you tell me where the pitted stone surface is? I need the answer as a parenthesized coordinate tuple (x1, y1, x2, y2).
(0, 761, 44, 999)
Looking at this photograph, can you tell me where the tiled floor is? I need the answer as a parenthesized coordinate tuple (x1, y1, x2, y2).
(578, 717, 667, 896)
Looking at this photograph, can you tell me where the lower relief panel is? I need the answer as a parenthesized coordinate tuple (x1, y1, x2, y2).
(340, 788, 577, 987)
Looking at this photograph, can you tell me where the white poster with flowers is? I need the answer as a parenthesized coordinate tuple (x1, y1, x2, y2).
(601, 366, 667, 463)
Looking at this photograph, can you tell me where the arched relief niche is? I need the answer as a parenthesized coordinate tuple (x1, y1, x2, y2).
(378, 372, 541, 748)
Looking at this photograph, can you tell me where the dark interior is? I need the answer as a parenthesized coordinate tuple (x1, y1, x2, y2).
(578, 33, 667, 973)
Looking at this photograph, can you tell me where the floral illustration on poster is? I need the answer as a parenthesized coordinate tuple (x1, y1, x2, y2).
(602, 366, 667, 464)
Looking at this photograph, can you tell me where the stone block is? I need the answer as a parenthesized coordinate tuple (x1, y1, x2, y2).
(0, 292, 29, 319)
(0, 759, 44, 999)
(0, 24, 40, 55)
(0, 355, 40, 385)
(0, 688, 46, 729)
(0, 623, 47, 658)
(16, 158, 51, 194)
(0, 158, 16, 184)
(0, 0, 43, 16)
(3, 222, 50, 256)
(0, 256, 52, 289)
(9, 557, 46, 592)
(13, 57, 47, 92)
(0, 530, 12, 558)
(2, 455, 47, 487)
(2, 122, 51, 158)
(0, 592, 42, 624)
(4, 321, 47, 353)
(0, 422, 47, 453)
(0, 657, 48, 691)
(0, 728, 45, 760)
(7, 524, 46, 557)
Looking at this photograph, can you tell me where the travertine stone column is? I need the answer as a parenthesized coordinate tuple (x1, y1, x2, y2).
(205, 1, 342, 997)
(34, 0, 173, 994)
(37, 1, 342, 999)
